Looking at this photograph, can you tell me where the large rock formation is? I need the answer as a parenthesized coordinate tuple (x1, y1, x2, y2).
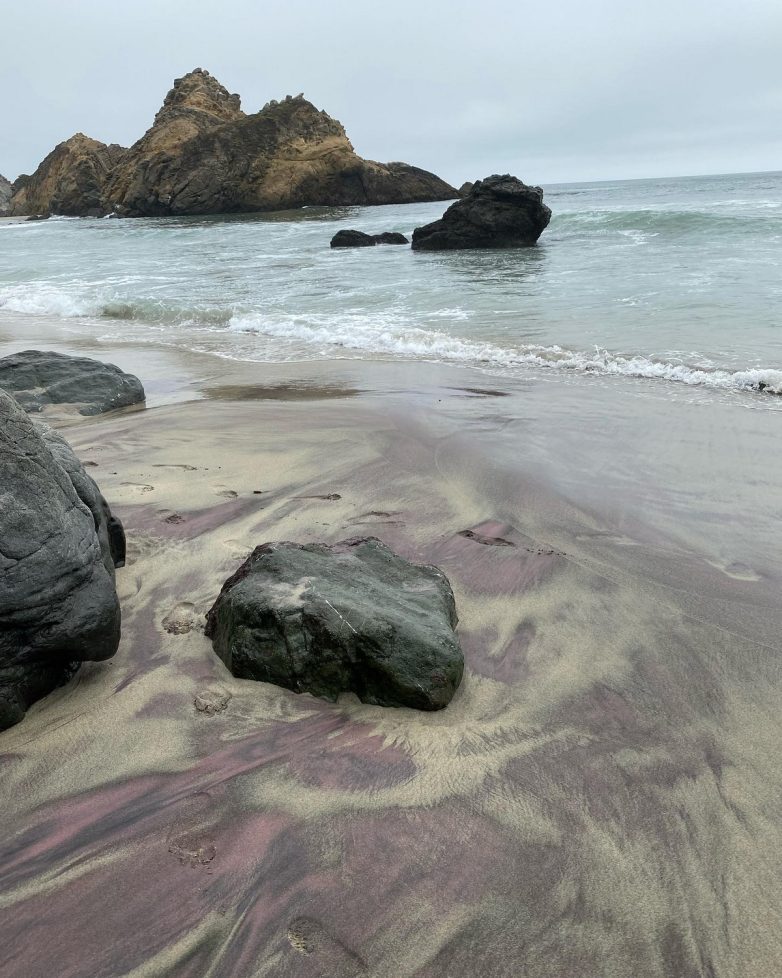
(205, 537, 464, 710)
(0, 350, 145, 415)
(10, 69, 456, 217)
(330, 229, 409, 247)
(0, 390, 123, 730)
(412, 174, 552, 250)
(9, 135, 127, 217)
(0, 174, 12, 215)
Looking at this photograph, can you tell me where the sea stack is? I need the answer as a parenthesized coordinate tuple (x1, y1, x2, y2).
(412, 174, 551, 250)
(8, 69, 458, 218)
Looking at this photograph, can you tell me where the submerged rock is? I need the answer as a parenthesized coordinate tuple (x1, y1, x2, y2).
(205, 537, 463, 710)
(330, 229, 409, 247)
(0, 391, 122, 730)
(412, 174, 551, 250)
(0, 350, 145, 415)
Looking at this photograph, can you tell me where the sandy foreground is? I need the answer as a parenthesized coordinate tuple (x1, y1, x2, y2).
(1, 336, 782, 978)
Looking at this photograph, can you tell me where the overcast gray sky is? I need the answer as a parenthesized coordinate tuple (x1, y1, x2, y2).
(2, 0, 780, 186)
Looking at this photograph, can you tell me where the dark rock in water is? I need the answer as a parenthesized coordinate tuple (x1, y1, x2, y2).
(0, 391, 122, 731)
(458, 181, 475, 197)
(331, 229, 409, 248)
(26, 213, 51, 221)
(412, 174, 551, 250)
(0, 349, 145, 416)
(0, 174, 12, 216)
(205, 537, 463, 710)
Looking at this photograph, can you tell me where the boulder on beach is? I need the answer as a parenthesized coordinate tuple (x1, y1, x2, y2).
(205, 537, 464, 710)
(0, 349, 145, 415)
(412, 174, 552, 250)
(0, 390, 123, 730)
(0, 174, 12, 216)
(330, 229, 409, 247)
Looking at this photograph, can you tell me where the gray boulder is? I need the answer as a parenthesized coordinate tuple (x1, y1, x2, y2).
(412, 174, 551, 250)
(331, 229, 409, 247)
(0, 349, 145, 415)
(0, 391, 122, 730)
(205, 537, 463, 710)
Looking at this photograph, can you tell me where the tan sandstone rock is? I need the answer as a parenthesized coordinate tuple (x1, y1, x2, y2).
(11, 68, 456, 217)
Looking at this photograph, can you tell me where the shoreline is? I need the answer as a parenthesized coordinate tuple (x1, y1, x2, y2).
(2, 322, 782, 975)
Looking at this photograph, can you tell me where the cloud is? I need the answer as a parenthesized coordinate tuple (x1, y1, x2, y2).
(1, 0, 780, 184)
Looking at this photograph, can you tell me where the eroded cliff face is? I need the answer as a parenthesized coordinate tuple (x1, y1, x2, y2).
(9, 135, 127, 217)
(0, 174, 12, 215)
(11, 69, 456, 217)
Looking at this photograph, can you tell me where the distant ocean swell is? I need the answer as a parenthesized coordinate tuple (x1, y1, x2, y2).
(551, 207, 782, 237)
(2, 281, 777, 396)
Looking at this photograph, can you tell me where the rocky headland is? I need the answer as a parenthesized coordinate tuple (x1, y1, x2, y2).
(0, 173, 12, 215)
(7, 68, 456, 217)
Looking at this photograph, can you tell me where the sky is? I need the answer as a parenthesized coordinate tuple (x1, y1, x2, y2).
(1, 0, 781, 186)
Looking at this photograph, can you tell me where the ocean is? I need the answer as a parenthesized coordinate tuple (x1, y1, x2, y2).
(1, 169, 780, 581)
(1, 170, 780, 396)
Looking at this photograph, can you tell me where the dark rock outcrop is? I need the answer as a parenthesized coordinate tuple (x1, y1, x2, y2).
(205, 537, 463, 710)
(10, 69, 457, 217)
(0, 391, 122, 730)
(331, 229, 409, 248)
(458, 181, 475, 197)
(0, 174, 12, 216)
(9, 134, 127, 217)
(0, 350, 145, 415)
(412, 174, 551, 251)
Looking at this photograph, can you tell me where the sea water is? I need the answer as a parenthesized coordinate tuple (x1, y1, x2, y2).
(1, 170, 781, 586)
(1, 170, 780, 397)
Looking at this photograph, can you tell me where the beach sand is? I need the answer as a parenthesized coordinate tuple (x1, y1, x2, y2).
(2, 331, 782, 978)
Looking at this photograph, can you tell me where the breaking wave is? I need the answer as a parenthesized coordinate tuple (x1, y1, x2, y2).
(227, 312, 782, 395)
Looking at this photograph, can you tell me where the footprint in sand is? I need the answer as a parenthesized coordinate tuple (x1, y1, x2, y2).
(162, 512, 186, 525)
(162, 602, 201, 635)
(121, 482, 155, 494)
(286, 916, 366, 975)
(214, 487, 239, 499)
(153, 463, 198, 471)
(222, 539, 252, 560)
(707, 559, 762, 581)
(168, 832, 216, 867)
(194, 689, 232, 716)
(349, 510, 403, 526)
(295, 493, 342, 501)
(458, 528, 516, 547)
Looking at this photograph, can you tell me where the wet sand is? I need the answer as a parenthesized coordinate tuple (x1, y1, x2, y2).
(2, 334, 782, 977)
